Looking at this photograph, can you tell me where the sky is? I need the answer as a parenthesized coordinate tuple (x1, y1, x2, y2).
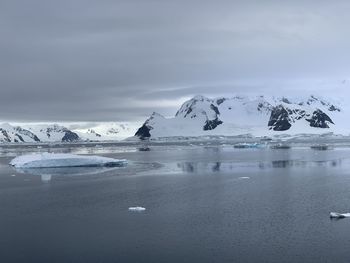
(1, 0, 350, 124)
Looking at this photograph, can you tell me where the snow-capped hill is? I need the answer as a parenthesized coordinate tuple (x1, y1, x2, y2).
(0, 122, 139, 143)
(74, 122, 140, 141)
(26, 124, 80, 142)
(135, 112, 166, 139)
(0, 123, 81, 143)
(0, 123, 40, 143)
(274, 95, 341, 112)
(135, 95, 346, 139)
(175, 95, 223, 131)
(268, 105, 334, 131)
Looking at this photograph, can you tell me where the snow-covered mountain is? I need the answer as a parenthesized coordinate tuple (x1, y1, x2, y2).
(0, 122, 139, 143)
(26, 124, 80, 142)
(0, 123, 78, 143)
(0, 123, 41, 143)
(135, 95, 347, 139)
(73, 123, 138, 141)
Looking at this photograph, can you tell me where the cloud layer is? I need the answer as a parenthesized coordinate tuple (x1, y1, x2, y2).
(1, 0, 350, 122)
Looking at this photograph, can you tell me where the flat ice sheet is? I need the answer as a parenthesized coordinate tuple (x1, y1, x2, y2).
(329, 212, 350, 219)
(10, 153, 127, 168)
(128, 207, 146, 212)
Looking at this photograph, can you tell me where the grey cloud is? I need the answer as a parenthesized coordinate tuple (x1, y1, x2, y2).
(1, 0, 350, 122)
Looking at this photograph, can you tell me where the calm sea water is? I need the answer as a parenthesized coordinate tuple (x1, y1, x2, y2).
(1, 143, 350, 262)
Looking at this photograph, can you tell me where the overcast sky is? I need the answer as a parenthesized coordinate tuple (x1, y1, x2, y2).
(1, 0, 350, 123)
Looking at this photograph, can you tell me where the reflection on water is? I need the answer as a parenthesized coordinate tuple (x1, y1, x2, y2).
(41, 174, 52, 182)
(13, 166, 123, 182)
(270, 159, 342, 168)
(11, 162, 164, 182)
(138, 147, 151, 152)
(176, 159, 343, 173)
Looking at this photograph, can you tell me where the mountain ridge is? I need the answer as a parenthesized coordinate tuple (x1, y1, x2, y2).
(135, 94, 346, 139)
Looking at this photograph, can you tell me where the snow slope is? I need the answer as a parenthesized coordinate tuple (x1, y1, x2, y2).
(0, 123, 41, 143)
(25, 124, 80, 142)
(74, 123, 139, 141)
(0, 122, 139, 143)
(135, 95, 348, 139)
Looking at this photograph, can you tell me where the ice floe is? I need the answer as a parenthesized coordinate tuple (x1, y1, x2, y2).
(128, 206, 146, 212)
(329, 212, 350, 219)
(10, 153, 127, 168)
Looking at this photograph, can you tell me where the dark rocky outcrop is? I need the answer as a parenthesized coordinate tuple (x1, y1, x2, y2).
(306, 109, 334, 128)
(203, 118, 223, 131)
(135, 124, 152, 140)
(62, 130, 80, 142)
(329, 105, 341, 112)
(268, 105, 292, 131)
(0, 129, 11, 142)
(210, 104, 220, 115)
(216, 98, 226, 105)
(15, 134, 24, 142)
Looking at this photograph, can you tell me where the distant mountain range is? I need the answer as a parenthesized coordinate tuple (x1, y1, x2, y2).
(0, 94, 347, 143)
(0, 123, 134, 143)
(135, 95, 347, 139)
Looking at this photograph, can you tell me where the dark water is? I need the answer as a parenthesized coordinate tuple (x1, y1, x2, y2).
(1, 144, 350, 262)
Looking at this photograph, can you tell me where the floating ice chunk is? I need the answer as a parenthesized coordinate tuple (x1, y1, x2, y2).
(238, 177, 250, 180)
(330, 212, 350, 219)
(41, 174, 52, 182)
(9, 153, 127, 168)
(128, 206, 146, 212)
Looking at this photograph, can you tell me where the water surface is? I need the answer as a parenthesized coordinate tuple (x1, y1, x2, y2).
(1, 144, 350, 262)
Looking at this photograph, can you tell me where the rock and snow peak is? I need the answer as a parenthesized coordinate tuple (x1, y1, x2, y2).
(135, 95, 344, 139)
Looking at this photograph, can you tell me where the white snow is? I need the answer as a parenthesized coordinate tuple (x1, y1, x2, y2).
(128, 206, 146, 211)
(74, 122, 141, 141)
(329, 212, 350, 219)
(138, 95, 350, 139)
(10, 153, 127, 168)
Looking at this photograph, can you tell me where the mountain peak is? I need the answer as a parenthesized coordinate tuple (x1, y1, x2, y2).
(135, 94, 345, 139)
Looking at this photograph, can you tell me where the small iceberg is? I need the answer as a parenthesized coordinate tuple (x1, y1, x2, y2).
(311, 144, 331, 151)
(270, 143, 291, 149)
(330, 212, 350, 219)
(128, 206, 146, 212)
(10, 153, 127, 168)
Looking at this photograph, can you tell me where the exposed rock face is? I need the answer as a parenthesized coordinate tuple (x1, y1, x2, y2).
(135, 112, 164, 140)
(203, 118, 223, 131)
(268, 105, 292, 131)
(39, 125, 80, 142)
(0, 125, 41, 143)
(268, 106, 335, 131)
(62, 130, 80, 142)
(175, 95, 223, 131)
(306, 109, 334, 128)
(0, 129, 11, 142)
(135, 124, 152, 140)
(15, 127, 40, 142)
